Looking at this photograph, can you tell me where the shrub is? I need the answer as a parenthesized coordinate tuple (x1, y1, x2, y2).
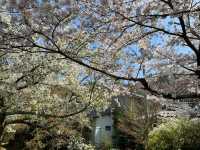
(147, 119, 200, 150)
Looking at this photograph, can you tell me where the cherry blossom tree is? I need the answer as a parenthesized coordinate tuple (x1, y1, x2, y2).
(1, 0, 199, 99)
(76, 0, 200, 99)
(0, 0, 200, 149)
(0, 1, 112, 148)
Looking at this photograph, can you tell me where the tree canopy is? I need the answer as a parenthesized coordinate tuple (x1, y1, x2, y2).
(1, 0, 199, 100)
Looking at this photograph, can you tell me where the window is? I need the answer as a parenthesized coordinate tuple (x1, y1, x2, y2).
(105, 126, 111, 131)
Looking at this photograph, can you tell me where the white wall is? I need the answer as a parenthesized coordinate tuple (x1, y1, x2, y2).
(94, 115, 113, 147)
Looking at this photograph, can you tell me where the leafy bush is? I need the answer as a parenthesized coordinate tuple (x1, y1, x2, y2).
(67, 136, 95, 150)
(147, 119, 200, 150)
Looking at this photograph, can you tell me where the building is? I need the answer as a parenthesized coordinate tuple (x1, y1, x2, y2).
(90, 93, 155, 148)
(91, 94, 200, 148)
(90, 107, 113, 148)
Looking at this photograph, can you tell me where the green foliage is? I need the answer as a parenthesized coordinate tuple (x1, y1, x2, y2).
(147, 119, 200, 150)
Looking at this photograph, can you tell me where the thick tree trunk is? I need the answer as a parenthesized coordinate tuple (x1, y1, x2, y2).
(0, 97, 5, 138)
(0, 113, 5, 136)
(196, 51, 200, 79)
(196, 51, 200, 96)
